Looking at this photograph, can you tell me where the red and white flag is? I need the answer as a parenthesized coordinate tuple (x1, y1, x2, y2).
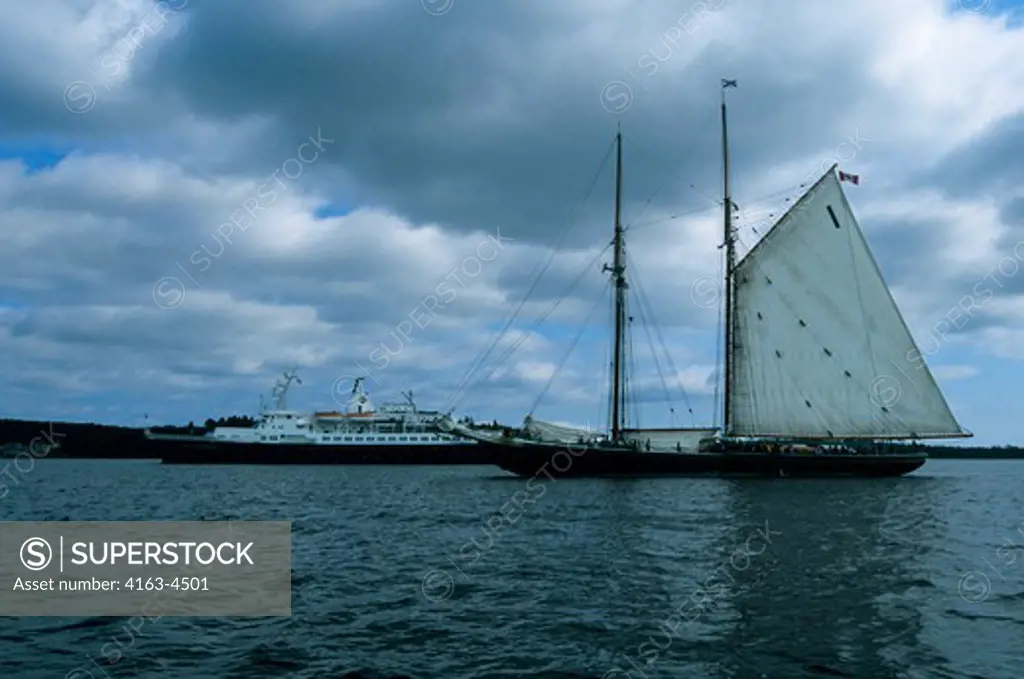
(838, 170, 860, 185)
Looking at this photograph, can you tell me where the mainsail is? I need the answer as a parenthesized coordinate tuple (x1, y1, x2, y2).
(727, 166, 967, 440)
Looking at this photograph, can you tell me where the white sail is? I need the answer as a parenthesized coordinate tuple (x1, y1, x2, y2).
(523, 416, 602, 443)
(727, 167, 967, 439)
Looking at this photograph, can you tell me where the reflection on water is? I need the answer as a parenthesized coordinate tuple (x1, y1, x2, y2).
(0, 460, 1021, 678)
(720, 478, 951, 678)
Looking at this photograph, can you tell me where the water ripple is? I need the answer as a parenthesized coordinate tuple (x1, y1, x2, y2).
(0, 460, 1022, 678)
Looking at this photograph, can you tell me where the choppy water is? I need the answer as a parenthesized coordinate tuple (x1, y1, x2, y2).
(0, 459, 1022, 678)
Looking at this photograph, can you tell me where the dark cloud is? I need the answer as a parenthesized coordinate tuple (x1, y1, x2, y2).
(1000, 196, 1024, 226)
(924, 113, 1024, 199)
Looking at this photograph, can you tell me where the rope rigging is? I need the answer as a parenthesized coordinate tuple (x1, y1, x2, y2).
(447, 241, 614, 413)
(627, 181, 816, 234)
(618, 109, 719, 230)
(444, 138, 617, 412)
(626, 249, 698, 427)
(712, 255, 724, 430)
(528, 277, 612, 416)
(625, 301, 638, 430)
(630, 282, 671, 425)
(600, 295, 612, 434)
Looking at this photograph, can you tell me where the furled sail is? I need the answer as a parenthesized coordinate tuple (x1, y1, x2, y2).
(522, 416, 603, 443)
(727, 166, 967, 439)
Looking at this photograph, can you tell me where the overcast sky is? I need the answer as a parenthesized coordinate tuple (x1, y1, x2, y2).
(1, 0, 1022, 445)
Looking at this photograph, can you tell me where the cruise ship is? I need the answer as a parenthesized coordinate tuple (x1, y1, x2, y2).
(149, 371, 496, 465)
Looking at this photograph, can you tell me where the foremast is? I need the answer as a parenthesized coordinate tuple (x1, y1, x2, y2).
(721, 79, 738, 436)
(604, 125, 627, 441)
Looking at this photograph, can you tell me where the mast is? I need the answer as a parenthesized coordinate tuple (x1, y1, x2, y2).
(720, 79, 737, 435)
(608, 126, 626, 441)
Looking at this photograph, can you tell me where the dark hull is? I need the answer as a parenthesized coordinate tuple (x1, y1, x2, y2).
(154, 438, 500, 465)
(490, 444, 927, 478)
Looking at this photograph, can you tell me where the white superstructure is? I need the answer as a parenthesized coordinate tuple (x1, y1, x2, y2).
(208, 373, 475, 447)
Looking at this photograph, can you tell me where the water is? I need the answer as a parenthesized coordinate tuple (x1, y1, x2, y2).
(0, 459, 1021, 679)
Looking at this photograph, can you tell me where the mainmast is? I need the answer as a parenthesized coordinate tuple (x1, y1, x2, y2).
(721, 79, 737, 435)
(607, 126, 627, 441)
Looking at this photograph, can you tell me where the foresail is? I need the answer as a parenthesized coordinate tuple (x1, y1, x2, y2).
(727, 167, 966, 439)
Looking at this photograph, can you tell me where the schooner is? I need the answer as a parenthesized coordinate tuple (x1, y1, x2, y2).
(442, 81, 970, 477)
